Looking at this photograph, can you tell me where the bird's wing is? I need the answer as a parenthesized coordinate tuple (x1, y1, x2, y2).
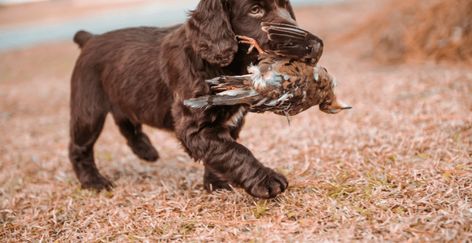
(261, 22, 323, 62)
(183, 90, 261, 109)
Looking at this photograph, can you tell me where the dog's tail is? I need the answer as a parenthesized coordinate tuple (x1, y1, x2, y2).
(73, 30, 94, 48)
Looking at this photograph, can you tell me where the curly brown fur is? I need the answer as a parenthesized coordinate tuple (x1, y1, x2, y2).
(69, 0, 297, 198)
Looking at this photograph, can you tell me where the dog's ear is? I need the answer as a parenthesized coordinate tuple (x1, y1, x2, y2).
(187, 0, 237, 67)
(286, 1, 297, 21)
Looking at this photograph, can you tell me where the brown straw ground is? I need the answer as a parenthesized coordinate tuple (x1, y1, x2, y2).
(1, 1, 471, 241)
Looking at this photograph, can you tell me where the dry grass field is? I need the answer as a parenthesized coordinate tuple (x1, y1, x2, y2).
(1, 0, 471, 241)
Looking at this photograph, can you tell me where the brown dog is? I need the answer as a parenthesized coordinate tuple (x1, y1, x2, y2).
(69, 0, 298, 198)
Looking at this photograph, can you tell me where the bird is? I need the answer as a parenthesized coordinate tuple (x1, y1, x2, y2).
(184, 26, 351, 116)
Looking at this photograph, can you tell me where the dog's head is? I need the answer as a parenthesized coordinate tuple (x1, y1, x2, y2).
(187, 0, 297, 67)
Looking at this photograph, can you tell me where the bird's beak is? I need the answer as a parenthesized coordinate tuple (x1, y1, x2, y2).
(320, 100, 352, 114)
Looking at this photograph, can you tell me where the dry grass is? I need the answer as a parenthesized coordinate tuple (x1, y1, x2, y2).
(1, 1, 471, 242)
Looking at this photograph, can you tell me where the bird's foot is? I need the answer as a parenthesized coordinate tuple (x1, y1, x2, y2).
(236, 35, 265, 55)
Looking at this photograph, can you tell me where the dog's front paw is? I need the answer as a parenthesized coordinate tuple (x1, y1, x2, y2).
(204, 180, 232, 192)
(244, 167, 288, 199)
(204, 170, 232, 192)
(80, 173, 114, 192)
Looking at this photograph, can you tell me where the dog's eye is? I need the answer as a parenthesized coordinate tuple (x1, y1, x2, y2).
(249, 5, 264, 16)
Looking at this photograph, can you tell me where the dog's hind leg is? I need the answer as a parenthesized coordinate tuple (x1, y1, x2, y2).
(111, 107, 159, 162)
(69, 70, 113, 191)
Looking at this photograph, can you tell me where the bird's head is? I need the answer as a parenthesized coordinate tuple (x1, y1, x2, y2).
(319, 96, 352, 114)
(315, 66, 352, 114)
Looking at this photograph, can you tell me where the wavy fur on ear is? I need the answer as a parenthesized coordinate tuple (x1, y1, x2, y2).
(186, 0, 237, 67)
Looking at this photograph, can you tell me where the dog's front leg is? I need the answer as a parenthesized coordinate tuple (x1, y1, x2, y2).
(173, 103, 288, 199)
(203, 107, 247, 193)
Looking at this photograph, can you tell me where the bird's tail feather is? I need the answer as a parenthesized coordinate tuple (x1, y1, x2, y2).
(206, 75, 252, 92)
(184, 90, 260, 109)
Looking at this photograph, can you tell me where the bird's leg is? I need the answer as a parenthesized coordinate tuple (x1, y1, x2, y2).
(236, 35, 266, 55)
